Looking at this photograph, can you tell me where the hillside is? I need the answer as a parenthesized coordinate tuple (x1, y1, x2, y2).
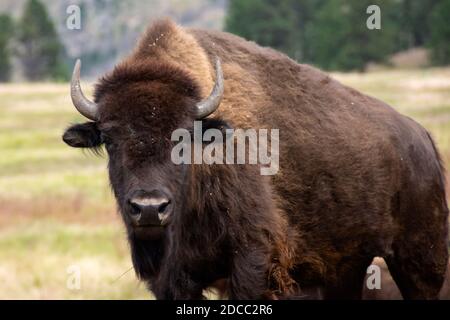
(0, 0, 227, 77)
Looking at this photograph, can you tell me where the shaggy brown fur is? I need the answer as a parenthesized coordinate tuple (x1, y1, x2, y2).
(63, 19, 449, 299)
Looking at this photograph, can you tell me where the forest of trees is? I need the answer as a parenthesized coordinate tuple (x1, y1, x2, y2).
(226, 0, 450, 71)
(0, 0, 67, 82)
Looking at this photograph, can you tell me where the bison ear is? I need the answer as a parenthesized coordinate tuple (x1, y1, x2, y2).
(62, 122, 102, 148)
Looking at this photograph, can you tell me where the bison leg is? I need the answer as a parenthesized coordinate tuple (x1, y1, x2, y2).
(384, 184, 449, 300)
(323, 257, 374, 300)
(384, 237, 448, 300)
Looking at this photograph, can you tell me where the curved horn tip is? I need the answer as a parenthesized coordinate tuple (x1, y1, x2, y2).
(70, 58, 99, 121)
(195, 56, 224, 119)
(73, 59, 81, 76)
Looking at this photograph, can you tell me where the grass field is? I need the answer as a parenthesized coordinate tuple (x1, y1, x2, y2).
(0, 67, 449, 299)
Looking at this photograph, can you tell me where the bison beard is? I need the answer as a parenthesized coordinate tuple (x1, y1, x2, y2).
(129, 163, 297, 299)
(62, 19, 449, 299)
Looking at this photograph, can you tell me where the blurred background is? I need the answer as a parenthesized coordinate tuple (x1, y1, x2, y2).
(0, 0, 449, 299)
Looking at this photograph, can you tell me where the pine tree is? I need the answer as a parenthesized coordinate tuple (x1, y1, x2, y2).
(0, 14, 14, 82)
(17, 0, 67, 81)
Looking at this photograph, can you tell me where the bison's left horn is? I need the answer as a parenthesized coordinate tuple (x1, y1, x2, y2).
(71, 59, 98, 121)
(195, 57, 224, 119)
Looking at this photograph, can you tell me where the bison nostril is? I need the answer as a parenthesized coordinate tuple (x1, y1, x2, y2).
(127, 190, 172, 226)
(158, 200, 170, 214)
(129, 201, 141, 215)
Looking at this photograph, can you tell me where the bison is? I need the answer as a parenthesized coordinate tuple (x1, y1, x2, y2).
(62, 19, 449, 299)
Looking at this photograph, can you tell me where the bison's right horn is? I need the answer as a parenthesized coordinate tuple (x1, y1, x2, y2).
(71, 59, 98, 121)
(195, 57, 224, 119)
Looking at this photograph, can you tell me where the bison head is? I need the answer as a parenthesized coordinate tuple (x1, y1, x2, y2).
(62, 58, 224, 242)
